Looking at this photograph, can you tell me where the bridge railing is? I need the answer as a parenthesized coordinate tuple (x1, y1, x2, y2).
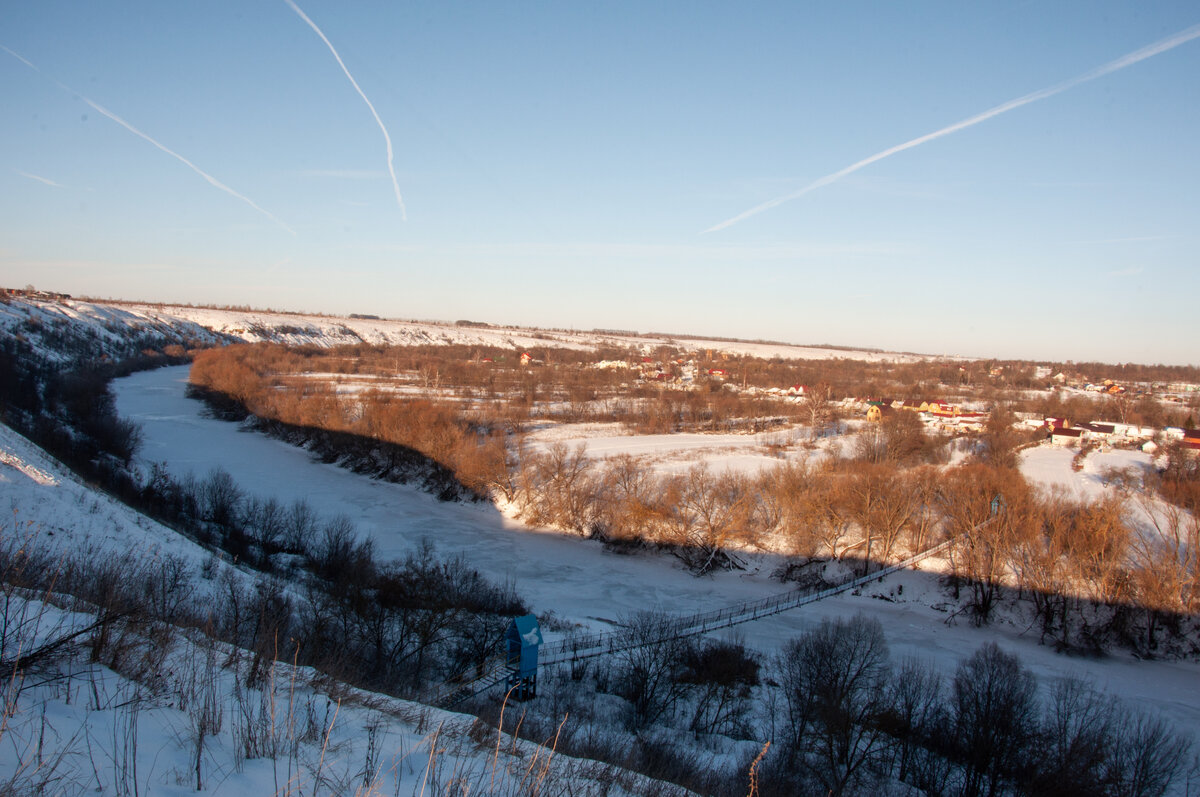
(538, 534, 958, 665)
(432, 529, 968, 707)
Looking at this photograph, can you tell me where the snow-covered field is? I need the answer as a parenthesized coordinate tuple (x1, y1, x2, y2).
(521, 421, 844, 475)
(107, 366, 1200, 741)
(140, 300, 941, 361)
(1019, 446, 1154, 500)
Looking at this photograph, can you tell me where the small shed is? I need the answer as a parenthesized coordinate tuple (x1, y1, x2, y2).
(505, 615, 542, 701)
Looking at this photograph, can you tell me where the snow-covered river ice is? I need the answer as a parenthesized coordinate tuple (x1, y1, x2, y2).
(115, 365, 1200, 735)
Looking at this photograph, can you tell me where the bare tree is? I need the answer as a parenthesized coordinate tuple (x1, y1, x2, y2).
(778, 615, 892, 796)
(595, 454, 658, 543)
(1026, 678, 1116, 795)
(614, 612, 689, 731)
(200, 467, 243, 527)
(937, 466, 1032, 624)
(665, 465, 753, 573)
(838, 463, 920, 574)
(950, 642, 1038, 797)
(879, 658, 946, 791)
(1106, 704, 1193, 797)
(979, 404, 1021, 469)
(802, 384, 836, 438)
(283, 498, 319, 554)
(517, 442, 599, 535)
(678, 637, 760, 738)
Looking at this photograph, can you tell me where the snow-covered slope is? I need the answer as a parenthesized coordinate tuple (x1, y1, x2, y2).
(0, 417, 667, 796)
(0, 419, 244, 594)
(1, 608, 650, 797)
(1, 294, 945, 362)
(0, 295, 229, 366)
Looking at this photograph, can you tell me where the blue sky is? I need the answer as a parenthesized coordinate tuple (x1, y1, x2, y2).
(2, 2, 1197, 364)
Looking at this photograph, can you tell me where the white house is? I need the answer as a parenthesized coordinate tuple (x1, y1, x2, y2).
(1051, 427, 1083, 448)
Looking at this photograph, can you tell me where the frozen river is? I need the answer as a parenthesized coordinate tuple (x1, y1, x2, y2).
(114, 365, 1200, 736)
(114, 366, 797, 632)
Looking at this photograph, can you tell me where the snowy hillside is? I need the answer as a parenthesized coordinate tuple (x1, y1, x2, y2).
(0, 419, 238, 587)
(1, 293, 945, 363)
(0, 295, 229, 367)
(0, 418, 668, 796)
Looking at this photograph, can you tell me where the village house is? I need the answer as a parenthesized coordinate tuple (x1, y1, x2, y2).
(1105, 422, 1156, 439)
(1077, 422, 1116, 443)
(866, 403, 895, 423)
(1051, 427, 1084, 447)
(955, 412, 987, 432)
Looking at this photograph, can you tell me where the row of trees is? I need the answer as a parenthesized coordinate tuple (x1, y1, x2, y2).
(189, 345, 512, 499)
(137, 464, 530, 694)
(517, 448, 1199, 653)
(516, 448, 944, 573)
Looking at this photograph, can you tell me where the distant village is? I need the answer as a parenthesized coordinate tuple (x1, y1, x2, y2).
(503, 348, 1200, 455)
(2, 286, 72, 302)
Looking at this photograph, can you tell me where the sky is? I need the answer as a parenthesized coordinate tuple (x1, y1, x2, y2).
(2, 1, 1198, 365)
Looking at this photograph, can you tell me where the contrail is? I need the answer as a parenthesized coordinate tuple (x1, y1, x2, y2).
(704, 22, 1200, 234)
(1, 44, 295, 235)
(77, 97, 297, 234)
(17, 171, 64, 188)
(283, 0, 407, 221)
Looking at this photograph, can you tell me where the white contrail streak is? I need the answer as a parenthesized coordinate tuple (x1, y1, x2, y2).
(1, 44, 295, 235)
(78, 97, 297, 234)
(283, 0, 407, 221)
(704, 22, 1200, 234)
(17, 171, 64, 187)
